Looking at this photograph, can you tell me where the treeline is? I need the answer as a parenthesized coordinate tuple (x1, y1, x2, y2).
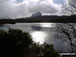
(0, 15, 76, 24)
(0, 29, 60, 57)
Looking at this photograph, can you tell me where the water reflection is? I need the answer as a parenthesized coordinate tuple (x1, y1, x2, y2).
(39, 23, 54, 27)
(0, 23, 72, 52)
(30, 31, 47, 44)
(0, 23, 55, 44)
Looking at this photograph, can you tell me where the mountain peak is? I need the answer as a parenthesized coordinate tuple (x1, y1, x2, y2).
(31, 12, 42, 17)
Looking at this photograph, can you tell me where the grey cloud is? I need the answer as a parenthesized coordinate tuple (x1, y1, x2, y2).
(28, 4, 58, 14)
(0, 0, 18, 18)
(14, 0, 58, 18)
(0, 0, 62, 18)
(37, 0, 48, 4)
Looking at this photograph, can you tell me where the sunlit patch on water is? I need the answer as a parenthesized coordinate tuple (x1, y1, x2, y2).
(39, 23, 55, 27)
(30, 31, 47, 44)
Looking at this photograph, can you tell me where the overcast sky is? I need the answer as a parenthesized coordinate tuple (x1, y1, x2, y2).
(0, 0, 70, 18)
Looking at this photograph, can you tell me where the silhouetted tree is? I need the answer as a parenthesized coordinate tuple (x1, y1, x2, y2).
(42, 43, 60, 57)
(57, 1, 76, 52)
(0, 29, 60, 57)
(62, 0, 76, 15)
(57, 23, 76, 52)
(0, 29, 33, 57)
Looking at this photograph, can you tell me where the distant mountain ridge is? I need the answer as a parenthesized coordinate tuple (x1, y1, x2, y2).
(0, 15, 76, 24)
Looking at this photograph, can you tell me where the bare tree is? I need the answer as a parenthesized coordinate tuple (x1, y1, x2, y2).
(57, 0, 76, 52)
(62, 0, 76, 15)
(57, 23, 76, 52)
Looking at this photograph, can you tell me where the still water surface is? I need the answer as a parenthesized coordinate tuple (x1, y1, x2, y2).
(0, 23, 71, 52)
(1, 23, 55, 44)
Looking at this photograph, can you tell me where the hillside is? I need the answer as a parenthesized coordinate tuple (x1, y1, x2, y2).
(0, 15, 76, 24)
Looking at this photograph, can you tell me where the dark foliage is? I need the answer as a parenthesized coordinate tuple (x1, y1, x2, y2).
(0, 15, 76, 24)
(0, 29, 60, 57)
(0, 29, 33, 57)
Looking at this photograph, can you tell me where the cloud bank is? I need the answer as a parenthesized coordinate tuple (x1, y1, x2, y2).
(0, 0, 69, 18)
